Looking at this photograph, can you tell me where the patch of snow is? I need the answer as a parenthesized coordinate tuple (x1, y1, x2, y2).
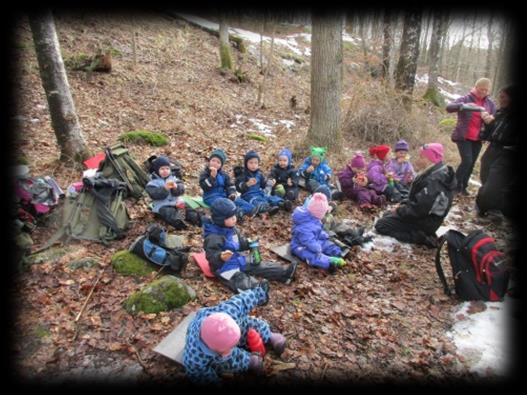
(415, 74, 429, 85)
(278, 120, 295, 129)
(343, 32, 360, 45)
(282, 58, 296, 68)
(439, 87, 461, 101)
(248, 118, 274, 135)
(438, 76, 459, 87)
(360, 230, 412, 253)
(447, 298, 516, 377)
(469, 178, 482, 187)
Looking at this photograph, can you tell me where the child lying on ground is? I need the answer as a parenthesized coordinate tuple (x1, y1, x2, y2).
(183, 285, 287, 384)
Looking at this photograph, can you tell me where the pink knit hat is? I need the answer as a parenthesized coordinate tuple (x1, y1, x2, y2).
(350, 153, 366, 169)
(200, 312, 241, 354)
(420, 143, 444, 164)
(307, 192, 330, 219)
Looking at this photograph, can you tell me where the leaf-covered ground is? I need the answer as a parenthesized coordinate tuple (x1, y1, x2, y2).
(9, 12, 518, 385)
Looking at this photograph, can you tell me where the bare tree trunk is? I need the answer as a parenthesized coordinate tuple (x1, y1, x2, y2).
(358, 15, 370, 73)
(463, 13, 478, 84)
(219, 14, 233, 70)
(394, 10, 422, 109)
(419, 10, 431, 65)
(257, 16, 275, 108)
(424, 12, 447, 106)
(485, 15, 495, 77)
(494, 21, 512, 95)
(308, 12, 343, 152)
(28, 11, 90, 164)
(381, 12, 393, 81)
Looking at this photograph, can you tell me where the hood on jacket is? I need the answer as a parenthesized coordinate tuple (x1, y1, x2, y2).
(425, 162, 457, 190)
(292, 206, 319, 225)
(278, 148, 293, 166)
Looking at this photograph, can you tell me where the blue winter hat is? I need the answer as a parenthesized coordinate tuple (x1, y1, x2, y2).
(278, 148, 293, 165)
(152, 156, 171, 176)
(244, 150, 260, 167)
(394, 139, 409, 152)
(211, 198, 238, 226)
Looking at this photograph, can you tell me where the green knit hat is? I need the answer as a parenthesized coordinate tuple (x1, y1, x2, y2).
(310, 146, 327, 160)
(209, 149, 227, 166)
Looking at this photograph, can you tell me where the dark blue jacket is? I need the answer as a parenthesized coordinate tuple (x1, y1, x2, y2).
(235, 168, 267, 202)
(199, 167, 237, 206)
(203, 218, 250, 275)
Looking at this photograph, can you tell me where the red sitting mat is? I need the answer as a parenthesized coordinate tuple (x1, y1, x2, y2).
(192, 252, 214, 278)
(83, 152, 106, 169)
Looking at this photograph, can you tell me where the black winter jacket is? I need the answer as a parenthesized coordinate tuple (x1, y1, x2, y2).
(269, 164, 299, 188)
(396, 162, 457, 233)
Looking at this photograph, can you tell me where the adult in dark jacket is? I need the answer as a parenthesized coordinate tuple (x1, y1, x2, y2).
(476, 85, 518, 218)
(203, 198, 297, 293)
(375, 143, 457, 248)
(446, 78, 496, 195)
(268, 148, 299, 202)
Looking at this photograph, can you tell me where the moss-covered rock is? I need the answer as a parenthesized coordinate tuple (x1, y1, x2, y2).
(69, 257, 98, 270)
(119, 130, 169, 146)
(438, 117, 457, 132)
(247, 133, 267, 142)
(423, 87, 445, 107)
(111, 250, 154, 277)
(123, 275, 196, 315)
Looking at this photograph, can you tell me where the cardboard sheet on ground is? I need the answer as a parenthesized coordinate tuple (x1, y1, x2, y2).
(181, 195, 210, 210)
(192, 251, 215, 277)
(153, 311, 197, 365)
(271, 242, 349, 262)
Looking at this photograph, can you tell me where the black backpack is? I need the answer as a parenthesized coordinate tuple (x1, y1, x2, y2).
(435, 229, 510, 301)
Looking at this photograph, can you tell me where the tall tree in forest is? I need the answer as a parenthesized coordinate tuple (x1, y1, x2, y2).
(257, 13, 276, 108)
(493, 20, 514, 95)
(28, 11, 90, 164)
(485, 15, 495, 79)
(423, 12, 447, 106)
(219, 13, 233, 70)
(381, 12, 393, 81)
(307, 12, 343, 151)
(394, 10, 422, 110)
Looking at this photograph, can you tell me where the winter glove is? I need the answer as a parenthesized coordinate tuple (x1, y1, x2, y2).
(329, 257, 346, 267)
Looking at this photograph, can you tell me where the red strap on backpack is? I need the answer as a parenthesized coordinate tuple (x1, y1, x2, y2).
(471, 237, 494, 283)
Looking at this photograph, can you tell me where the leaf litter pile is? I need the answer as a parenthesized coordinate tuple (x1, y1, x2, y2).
(9, 13, 517, 384)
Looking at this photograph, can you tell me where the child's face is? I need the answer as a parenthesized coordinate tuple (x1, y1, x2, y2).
(311, 156, 321, 167)
(209, 157, 222, 170)
(158, 165, 171, 178)
(278, 155, 289, 169)
(351, 167, 365, 175)
(246, 158, 259, 172)
(395, 150, 408, 160)
(224, 215, 237, 228)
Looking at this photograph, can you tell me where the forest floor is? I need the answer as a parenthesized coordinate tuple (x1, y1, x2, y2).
(9, 11, 519, 386)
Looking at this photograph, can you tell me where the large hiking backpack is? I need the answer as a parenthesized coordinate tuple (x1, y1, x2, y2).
(98, 143, 149, 199)
(435, 229, 510, 301)
(39, 176, 130, 250)
(129, 224, 189, 274)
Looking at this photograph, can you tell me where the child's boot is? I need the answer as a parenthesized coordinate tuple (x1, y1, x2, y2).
(268, 332, 286, 356)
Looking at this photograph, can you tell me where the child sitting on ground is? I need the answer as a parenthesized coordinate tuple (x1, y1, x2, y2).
(146, 156, 201, 230)
(367, 145, 402, 203)
(268, 148, 299, 202)
(203, 198, 297, 293)
(291, 192, 346, 274)
(386, 139, 415, 197)
(199, 148, 257, 219)
(298, 146, 344, 201)
(234, 150, 292, 215)
(183, 285, 287, 384)
(338, 152, 386, 209)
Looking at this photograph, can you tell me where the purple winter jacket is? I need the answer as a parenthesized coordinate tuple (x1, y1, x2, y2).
(290, 206, 329, 254)
(446, 92, 496, 142)
(338, 165, 381, 205)
(367, 159, 388, 193)
(386, 159, 415, 186)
